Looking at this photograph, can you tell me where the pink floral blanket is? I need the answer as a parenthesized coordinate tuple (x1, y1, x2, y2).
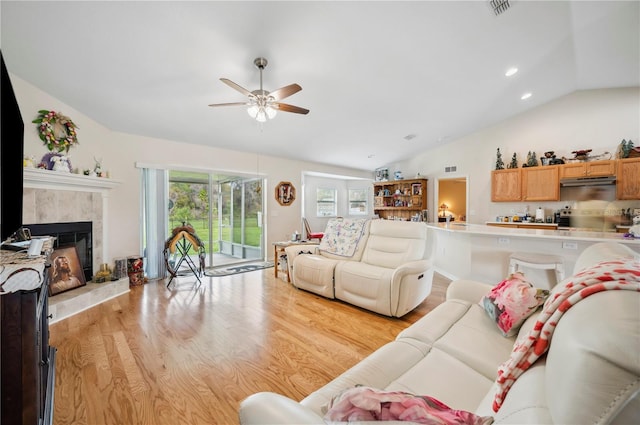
(493, 258, 640, 412)
(324, 385, 493, 424)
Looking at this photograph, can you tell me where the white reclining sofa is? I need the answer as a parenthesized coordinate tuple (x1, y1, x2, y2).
(285, 218, 434, 317)
(241, 242, 639, 424)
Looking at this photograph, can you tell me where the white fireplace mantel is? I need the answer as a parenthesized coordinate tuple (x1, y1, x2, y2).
(23, 167, 122, 192)
(23, 167, 122, 262)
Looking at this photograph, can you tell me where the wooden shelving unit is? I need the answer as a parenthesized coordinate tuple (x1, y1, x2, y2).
(373, 178, 428, 220)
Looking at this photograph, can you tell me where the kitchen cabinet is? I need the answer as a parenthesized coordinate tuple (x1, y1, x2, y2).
(616, 157, 640, 200)
(560, 160, 616, 179)
(491, 169, 521, 202)
(373, 178, 427, 220)
(522, 165, 559, 201)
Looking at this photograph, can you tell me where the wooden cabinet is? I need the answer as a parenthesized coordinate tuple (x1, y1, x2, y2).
(560, 160, 616, 178)
(1, 266, 56, 425)
(373, 178, 427, 220)
(491, 169, 521, 202)
(522, 165, 559, 201)
(616, 157, 640, 200)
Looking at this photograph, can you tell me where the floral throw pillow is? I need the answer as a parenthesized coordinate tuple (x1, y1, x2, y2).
(481, 271, 549, 337)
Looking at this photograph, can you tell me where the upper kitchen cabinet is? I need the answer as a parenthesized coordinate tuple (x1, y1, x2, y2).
(522, 166, 560, 201)
(616, 157, 640, 200)
(491, 169, 521, 202)
(560, 159, 616, 179)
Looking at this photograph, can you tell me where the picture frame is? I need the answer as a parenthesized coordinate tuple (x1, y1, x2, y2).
(48, 245, 86, 296)
(412, 183, 422, 195)
(275, 181, 296, 206)
(375, 167, 389, 182)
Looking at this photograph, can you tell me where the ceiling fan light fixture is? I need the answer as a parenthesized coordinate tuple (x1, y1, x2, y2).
(247, 103, 259, 118)
(210, 57, 308, 121)
(255, 109, 268, 123)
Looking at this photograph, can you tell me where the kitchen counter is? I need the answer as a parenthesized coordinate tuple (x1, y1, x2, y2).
(433, 222, 639, 245)
(426, 222, 639, 286)
(485, 221, 558, 230)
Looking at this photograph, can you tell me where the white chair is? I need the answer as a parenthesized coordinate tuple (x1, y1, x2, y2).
(509, 252, 565, 288)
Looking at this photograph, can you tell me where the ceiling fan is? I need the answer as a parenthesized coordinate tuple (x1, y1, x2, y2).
(209, 57, 309, 122)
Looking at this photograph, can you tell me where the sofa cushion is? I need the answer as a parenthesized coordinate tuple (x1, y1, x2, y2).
(481, 271, 549, 337)
(292, 255, 340, 298)
(360, 220, 427, 268)
(318, 218, 370, 260)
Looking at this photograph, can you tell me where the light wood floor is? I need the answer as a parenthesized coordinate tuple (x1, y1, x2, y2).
(49, 269, 450, 425)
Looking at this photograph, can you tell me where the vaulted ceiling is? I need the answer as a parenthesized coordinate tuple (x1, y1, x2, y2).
(2, 1, 638, 171)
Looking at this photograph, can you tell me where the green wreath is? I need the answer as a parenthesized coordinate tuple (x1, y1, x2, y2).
(32, 110, 79, 152)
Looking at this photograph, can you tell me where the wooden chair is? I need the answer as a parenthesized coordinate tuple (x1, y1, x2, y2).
(302, 217, 324, 241)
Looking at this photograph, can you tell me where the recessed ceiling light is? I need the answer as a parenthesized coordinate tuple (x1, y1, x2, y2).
(505, 67, 518, 77)
(521, 92, 532, 100)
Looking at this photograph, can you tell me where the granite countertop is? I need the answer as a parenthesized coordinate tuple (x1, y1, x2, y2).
(427, 222, 640, 245)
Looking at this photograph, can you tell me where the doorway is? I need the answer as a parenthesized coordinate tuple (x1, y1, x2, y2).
(168, 170, 264, 268)
(436, 177, 468, 222)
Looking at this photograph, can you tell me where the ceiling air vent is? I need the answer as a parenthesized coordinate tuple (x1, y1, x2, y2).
(489, 0, 510, 16)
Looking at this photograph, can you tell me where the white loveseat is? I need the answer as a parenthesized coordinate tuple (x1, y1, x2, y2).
(240, 242, 639, 424)
(285, 218, 434, 317)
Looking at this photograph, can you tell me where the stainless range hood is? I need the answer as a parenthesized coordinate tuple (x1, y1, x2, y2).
(560, 175, 617, 187)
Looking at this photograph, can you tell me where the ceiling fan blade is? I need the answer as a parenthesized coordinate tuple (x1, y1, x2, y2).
(208, 102, 247, 107)
(269, 83, 302, 101)
(274, 102, 310, 115)
(220, 78, 254, 97)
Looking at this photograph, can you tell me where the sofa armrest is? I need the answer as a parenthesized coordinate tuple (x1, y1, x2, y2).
(393, 259, 431, 277)
(239, 392, 327, 425)
(446, 279, 493, 304)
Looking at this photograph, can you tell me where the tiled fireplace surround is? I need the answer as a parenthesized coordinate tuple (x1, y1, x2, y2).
(23, 168, 128, 323)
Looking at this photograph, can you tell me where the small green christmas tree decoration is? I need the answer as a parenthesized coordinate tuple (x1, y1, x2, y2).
(527, 151, 538, 167)
(495, 148, 505, 170)
(508, 153, 518, 169)
(618, 139, 635, 158)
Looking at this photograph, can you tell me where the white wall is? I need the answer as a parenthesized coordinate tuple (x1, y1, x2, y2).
(301, 175, 373, 234)
(12, 74, 372, 263)
(395, 87, 640, 224)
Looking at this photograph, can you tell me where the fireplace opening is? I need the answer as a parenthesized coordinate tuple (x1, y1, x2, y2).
(26, 221, 93, 282)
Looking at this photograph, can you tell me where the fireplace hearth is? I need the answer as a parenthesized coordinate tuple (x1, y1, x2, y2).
(26, 221, 93, 282)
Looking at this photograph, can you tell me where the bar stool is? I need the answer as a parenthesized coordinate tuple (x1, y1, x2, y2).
(508, 252, 565, 288)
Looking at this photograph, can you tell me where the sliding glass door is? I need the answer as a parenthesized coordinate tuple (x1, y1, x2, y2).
(168, 171, 263, 267)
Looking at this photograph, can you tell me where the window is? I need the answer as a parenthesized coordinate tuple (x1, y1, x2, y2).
(348, 188, 368, 215)
(316, 188, 337, 217)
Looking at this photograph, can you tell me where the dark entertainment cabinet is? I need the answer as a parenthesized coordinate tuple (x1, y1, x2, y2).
(1, 269, 56, 425)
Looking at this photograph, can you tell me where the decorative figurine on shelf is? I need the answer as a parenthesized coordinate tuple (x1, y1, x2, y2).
(50, 154, 72, 173)
(523, 151, 538, 167)
(495, 148, 505, 170)
(571, 149, 592, 161)
(394, 170, 404, 180)
(23, 155, 36, 168)
(93, 157, 103, 177)
(507, 153, 518, 169)
(543, 151, 564, 165)
(617, 139, 635, 158)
